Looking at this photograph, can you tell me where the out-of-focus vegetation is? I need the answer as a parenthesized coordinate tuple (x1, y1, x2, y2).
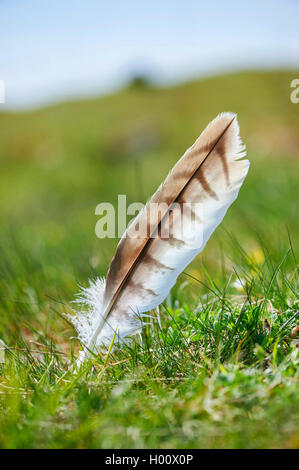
(0, 70, 298, 449)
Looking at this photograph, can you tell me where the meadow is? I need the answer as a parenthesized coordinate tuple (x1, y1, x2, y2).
(0, 70, 298, 448)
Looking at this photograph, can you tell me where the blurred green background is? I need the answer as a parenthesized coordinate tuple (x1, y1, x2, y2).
(0, 69, 298, 346)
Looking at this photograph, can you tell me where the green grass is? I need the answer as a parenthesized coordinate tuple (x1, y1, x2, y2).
(0, 70, 298, 449)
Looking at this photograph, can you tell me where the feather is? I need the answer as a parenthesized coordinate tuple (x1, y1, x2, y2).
(69, 112, 249, 365)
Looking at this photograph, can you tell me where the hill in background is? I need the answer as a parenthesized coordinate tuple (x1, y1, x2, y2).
(0, 68, 298, 312)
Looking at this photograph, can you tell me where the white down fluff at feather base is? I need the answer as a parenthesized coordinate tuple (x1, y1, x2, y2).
(67, 112, 250, 365)
(70, 277, 142, 361)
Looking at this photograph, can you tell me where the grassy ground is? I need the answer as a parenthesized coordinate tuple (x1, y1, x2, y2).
(0, 70, 298, 448)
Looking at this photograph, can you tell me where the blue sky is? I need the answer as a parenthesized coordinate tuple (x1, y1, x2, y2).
(1, 0, 299, 109)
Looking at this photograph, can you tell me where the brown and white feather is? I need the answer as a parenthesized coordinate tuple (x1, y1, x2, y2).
(69, 112, 249, 365)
